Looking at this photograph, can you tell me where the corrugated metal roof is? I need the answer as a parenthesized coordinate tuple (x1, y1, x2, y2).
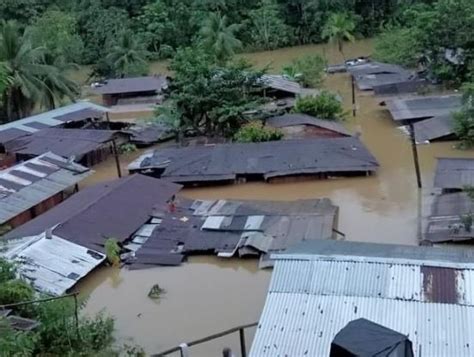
(130, 137, 379, 185)
(0, 152, 91, 225)
(348, 62, 414, 91)
(384, 94, 461, 122)
(91, 76, 168, 95)
(0, 102, 109, 144)
(0, 233, 105, 295)
(250, 240, 474, 356)
(260, 75, 319, 96)
(434, 158, 474, 189)
(413, 114, 455, 143)
(265, 114, 352, 136)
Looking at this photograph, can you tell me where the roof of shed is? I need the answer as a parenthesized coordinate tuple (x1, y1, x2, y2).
(91, 76, 168, 95)
(434, 158, 474, 189)
(0, 233, 105, 295)
(384, 94, 461, 122)
(348, 62, 414, 91)
(265, 114, 352, 136)
(0, 102, 108, 144)
(261, 75, 319, 96)
(413, 114, 455, 143)
(126, 123, 173, 145)
(2, 174, 181, 251)
(0, 152, 91, 225)
(250, 239, 474, 357)
(374, 79, 426, 96)
(5, 128, 122, 159)
(129, 137, 378, 184)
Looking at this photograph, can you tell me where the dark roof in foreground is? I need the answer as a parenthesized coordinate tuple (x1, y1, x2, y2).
(0, 102, 108, 144)
(125, 197, 338, 269)
(265, 114, 352, 136)
(129, 137, 378, 184)
(413, 114, 456, 143)
(434, 158, 474, 189)
(4, 128, 124, 159)
(3, 174, 181, 251)
(384, 94, 461, 122)
(0, 152, 91, 225)
(91, 75, 168, 95)
(250, 239, 474, 356)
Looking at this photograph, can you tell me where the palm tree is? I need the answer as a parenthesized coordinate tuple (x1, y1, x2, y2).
(322, 13, 356, 60)
(0, 21, 79, 121)
(199, 13, 242, 64)
(106, 31, 149, 78)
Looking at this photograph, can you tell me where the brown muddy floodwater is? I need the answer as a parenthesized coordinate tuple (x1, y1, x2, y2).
(75, 40, 473, 356)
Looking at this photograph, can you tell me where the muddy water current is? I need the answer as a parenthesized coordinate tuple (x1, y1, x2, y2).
(75, 40, 473, 355)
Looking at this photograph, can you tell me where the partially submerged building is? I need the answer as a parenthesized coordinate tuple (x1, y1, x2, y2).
(91, 75, 168, 106)
(265, 114, 352, 139)
(128, 137, 378, 186)
(0, 102, 108, 146)
(125, 123, 174, 147)
(126, 197, 339, 269)
(0, 152, 91, 231)
(348, 61, 416, 91)
(383, 94, 462, 125)
(260, 75, 318, 99)
(413, 114, 457, 144)
(4, 128, 130, 167)
(434, 158, 474, 193)
(250, 239, 474, 357)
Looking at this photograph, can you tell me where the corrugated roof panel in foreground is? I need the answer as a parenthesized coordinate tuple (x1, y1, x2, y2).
(250, 240, 474, 357)
(0, 233, 105, 295)
(0, 152, 92, 225)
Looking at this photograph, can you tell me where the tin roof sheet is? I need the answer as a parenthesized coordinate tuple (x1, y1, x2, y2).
(265, 114, 352, 136)
(250, 240, 474, 356)
(434, 158, 474, 189)
(0, 102, 109, 144)
(0, 152, 91, 225)
(91, 76, 168, 95)
(413, 114, 455, 143)
(0, 233, 105, 295)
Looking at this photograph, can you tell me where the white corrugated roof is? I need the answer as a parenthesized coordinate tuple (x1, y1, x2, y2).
(0, 232, 105, 295)
(250, 244, 474, 356)
(0, 152, 92, 224)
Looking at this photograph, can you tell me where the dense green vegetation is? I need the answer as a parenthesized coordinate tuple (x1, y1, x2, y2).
(0, 258, 143, 356)
(234, 121, 283, 143)
(454, 83, 474, 148)
(293, 91, 345, 121)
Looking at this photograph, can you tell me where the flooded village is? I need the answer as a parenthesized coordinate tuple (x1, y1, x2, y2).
(1, 2, 474, 355)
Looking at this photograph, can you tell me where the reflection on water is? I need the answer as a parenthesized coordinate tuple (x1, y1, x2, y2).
(77, 40, 473, 355)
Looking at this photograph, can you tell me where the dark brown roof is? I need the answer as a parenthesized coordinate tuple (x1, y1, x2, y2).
(5, 128, 126, 160)
(3, 174, 182, 251)
(92, 76, 168, 95)
(129, 137, 379, 184)
(266, 114, 352, 136)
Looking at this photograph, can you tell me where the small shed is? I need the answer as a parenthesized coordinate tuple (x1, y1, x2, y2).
(330, 318, 414, 357)
(383, 94, 461, 124)
(91, 75, 168, 106)
(265, 114, 352, 139)
(413, 114, 456, 144)
(0, 152, 91, 230)
(348, 62, 415, 91)
(4, 128, 130, 167)
(260, 75, 318, 99)
(434, 158, 474, 192)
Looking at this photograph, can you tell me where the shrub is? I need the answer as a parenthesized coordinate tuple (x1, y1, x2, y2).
(234, 121, 283, 143)
(105, 238, 121, 266)
(0, 258, 16, 284)
(454, 82, 474, 148)
(293, 91, 345, 120)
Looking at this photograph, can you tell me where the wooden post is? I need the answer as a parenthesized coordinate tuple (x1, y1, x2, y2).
(105, 112, 122, 178)
(73, 293, 80, 338)
(222, 348, 233, 357)
(351, 75, 356, 117)
(409, 124, 422, 188)
(239, 328, 247, 357)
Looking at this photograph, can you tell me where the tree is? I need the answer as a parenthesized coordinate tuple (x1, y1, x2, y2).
(293, 91, 345, 121)
(282, 55, 326, 88)
(374, 27, 421, 67)
(199, 13, 242, 64)
(248, 0, 292, 51)
(105, 31, 149, 78)
(322, 12, 356, 59)
(0, 21, 79, 121)
(454, 83, 474, 148)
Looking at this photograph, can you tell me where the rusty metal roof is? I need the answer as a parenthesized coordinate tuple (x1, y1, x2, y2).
(91, 76, 168, 95)
(0, 152, 91, 225)
(250, 239, 474, 357)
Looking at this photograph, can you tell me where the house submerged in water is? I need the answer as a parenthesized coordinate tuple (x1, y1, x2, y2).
(128, 137, 378, 186)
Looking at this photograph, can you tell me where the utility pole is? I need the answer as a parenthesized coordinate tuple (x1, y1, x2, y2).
(105, 112, 122, 178)
(408, 123, 422, 188)
(351, 75, 356, 117)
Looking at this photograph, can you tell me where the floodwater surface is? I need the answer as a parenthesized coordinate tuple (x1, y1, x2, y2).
(76, 40, 473, 356)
